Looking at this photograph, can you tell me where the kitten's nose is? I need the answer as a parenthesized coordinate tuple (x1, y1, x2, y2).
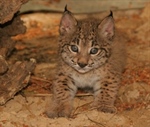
(78, 62, 87, 68)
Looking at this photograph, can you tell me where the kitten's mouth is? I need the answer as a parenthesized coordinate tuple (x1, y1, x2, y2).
(77, 69, 87, 73)
(74, 67, 90, 74)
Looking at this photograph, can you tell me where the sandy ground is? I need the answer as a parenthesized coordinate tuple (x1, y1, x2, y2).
(0, 4, 150, 127)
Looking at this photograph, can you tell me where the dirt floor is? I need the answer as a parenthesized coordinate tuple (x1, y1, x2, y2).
(0, 3, 150, 127)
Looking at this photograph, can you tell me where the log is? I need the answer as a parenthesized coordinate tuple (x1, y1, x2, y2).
(0, 15, 26, 77)
(0, 16, 26, 58)
(0, 0, 28, 24)
(0, 56, 8, 74)
(0, 59, 36, 105)
(0, 0, 37, 105)
(20, 0, 150, 14)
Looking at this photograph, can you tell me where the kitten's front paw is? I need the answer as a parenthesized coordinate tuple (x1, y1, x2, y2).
(45, 103, 73, 118)
(98, 105, 117, 113)
(91, 102, 116, 113)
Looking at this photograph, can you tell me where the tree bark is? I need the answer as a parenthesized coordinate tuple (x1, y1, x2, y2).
(0, 0, 37, 105)
(0, 59, 36, 105)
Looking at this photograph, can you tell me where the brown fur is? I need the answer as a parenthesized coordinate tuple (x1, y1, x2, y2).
(46, 8, 126, 118)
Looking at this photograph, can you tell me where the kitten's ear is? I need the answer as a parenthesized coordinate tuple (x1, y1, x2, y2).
(98, 11, 115, 40)
(59, 6, 77, 35)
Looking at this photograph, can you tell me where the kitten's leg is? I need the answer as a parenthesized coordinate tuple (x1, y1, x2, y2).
(46, 74, 77, 118)
(93, 73, 120, 113)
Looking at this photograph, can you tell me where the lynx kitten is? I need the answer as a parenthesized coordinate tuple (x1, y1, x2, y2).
(46, 6, 126, 118)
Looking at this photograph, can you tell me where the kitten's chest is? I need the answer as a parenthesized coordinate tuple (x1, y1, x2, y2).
(69, 71, 101, 88)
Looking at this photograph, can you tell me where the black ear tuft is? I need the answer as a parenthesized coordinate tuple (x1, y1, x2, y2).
(64, 5, 68, 12)
(108, 10, 113, 17)
(64, 5, 71, 14)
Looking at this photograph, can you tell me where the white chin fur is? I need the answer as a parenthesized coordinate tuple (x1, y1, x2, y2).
(75, 67, 90, 74)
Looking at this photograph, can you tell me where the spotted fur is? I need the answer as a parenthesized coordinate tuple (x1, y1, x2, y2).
(46, 7, 126, 118)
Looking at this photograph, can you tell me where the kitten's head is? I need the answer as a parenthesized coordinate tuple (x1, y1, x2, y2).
(59, 6, 115, 73)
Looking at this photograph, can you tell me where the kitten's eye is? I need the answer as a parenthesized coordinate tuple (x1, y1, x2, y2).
(90, 48, 99, 55)
(70, 45, 78, 52)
